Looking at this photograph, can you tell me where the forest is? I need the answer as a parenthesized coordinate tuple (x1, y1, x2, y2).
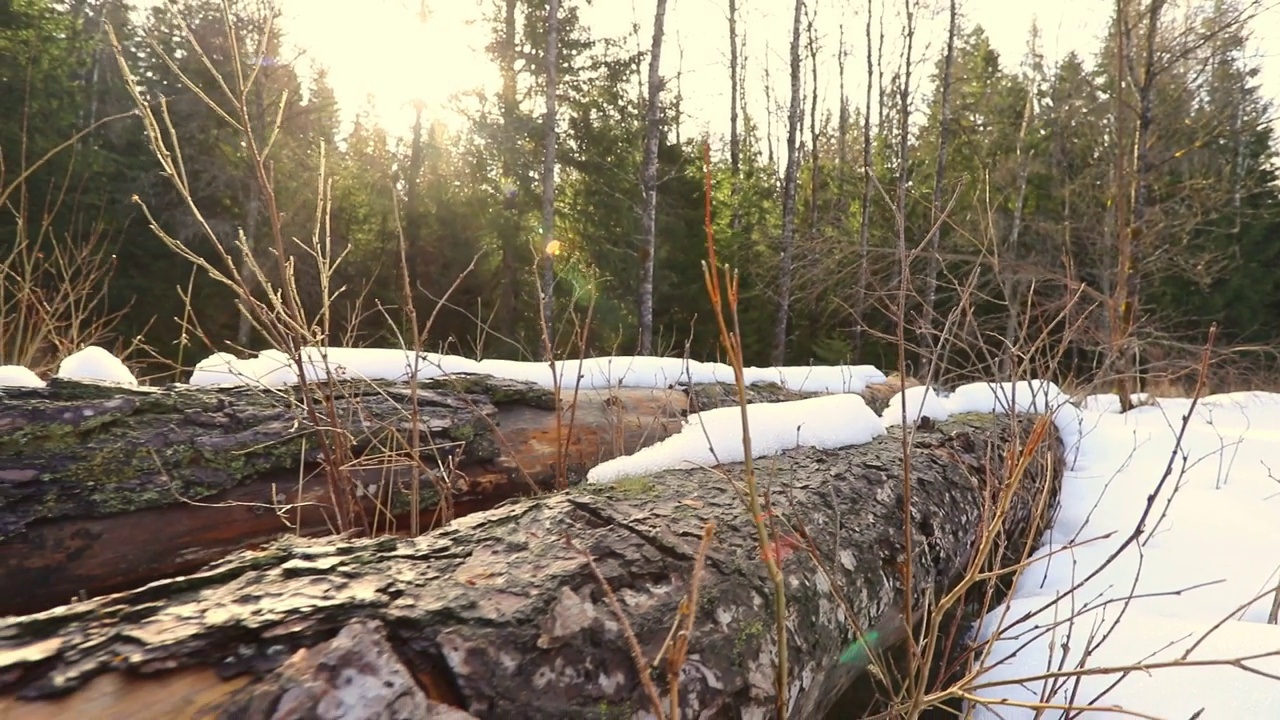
(1, 0, 1277, 395)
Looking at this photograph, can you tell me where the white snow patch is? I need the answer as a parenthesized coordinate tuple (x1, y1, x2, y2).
(55, 346, 137, 387)
(185, 347, 886, 393)
(882, 386, 950, 428)
(0, 365, 44, 388)
(968, 389, 1280, 718)
(586, 394, 885, 483)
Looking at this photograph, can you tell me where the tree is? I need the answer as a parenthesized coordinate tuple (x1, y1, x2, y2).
(637, 0, 668, 355)
(773, 0, 804, 366)
(539, 0, 559, 358)
(921, 0, 957, 366)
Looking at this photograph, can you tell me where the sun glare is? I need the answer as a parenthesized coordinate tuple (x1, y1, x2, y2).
(282, 0, 494, 136)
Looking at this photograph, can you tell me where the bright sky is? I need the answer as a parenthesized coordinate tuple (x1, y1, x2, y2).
(257, 0, 1279, 140)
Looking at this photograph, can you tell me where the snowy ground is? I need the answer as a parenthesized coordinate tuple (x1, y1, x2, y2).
(5, 346, 1280, 716)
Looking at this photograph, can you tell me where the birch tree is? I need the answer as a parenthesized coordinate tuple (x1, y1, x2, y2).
(637, 0, 668, 355)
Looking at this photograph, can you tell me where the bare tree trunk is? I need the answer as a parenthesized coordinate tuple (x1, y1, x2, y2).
(539, 0, 559, 360)
(773, 0, 804, 366)
(921, 0, 957, 370)
(1125, 0, 1164, 395)
(1110, 0, 1132, 408)
(236, 174, 262, 347)
(894, 0, 916, 379)
(807, 2, 821, 232)
(876, 8, 887, 136)
(1001, 74, 1039, 378)
(728, 0, 742, 236)
(637, 0, 668, 356)
(854, 0, 875, 356)
(837, 21, 848, 181)
(499, 0, 521, 345)
(764, 41, 776, 171)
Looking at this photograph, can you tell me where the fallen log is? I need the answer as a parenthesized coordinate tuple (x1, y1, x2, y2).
(0, 413, 1061, 719)
(0, 374, 894, 616)
(0, 375, 685, 615)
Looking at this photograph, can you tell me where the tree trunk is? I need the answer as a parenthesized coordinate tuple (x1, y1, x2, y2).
(807, 2, 820, 235)
(0, 415, 1061, 720)
(235, 175, 262, 347)
(637, 0, 669, 356)
(921, 0, 957, 368)
(773, 0, 804, 367)
(499, 0, 522, 345)
(1125, 0, 1163, 396)
(539, 0, 560, 359)
(1001, 73, 1039, 378)
(895, 0, 917, 378)
(854, 0, 875, 356)
(728, 0, 742, 236)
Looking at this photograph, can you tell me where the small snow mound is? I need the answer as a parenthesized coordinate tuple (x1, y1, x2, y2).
(189, 352, 245, 386)
(946, 379, 1068, 415)
(742, 365, 888, 394)
(587, 393, 885, 484)
(0, 365, 45, 388)
(882, 386, 950, 428)
(55, 346, 137, 387)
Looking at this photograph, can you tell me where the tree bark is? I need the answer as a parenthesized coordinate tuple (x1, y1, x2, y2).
(637, 0, 669, 356)
(0, 375, 684, 615)
(0, 374, 913, 616)
(773, 0, 804, 366)
(0, 414, 1061, 720)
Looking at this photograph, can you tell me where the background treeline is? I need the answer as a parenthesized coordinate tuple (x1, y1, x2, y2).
(2, 0, 1276, 389)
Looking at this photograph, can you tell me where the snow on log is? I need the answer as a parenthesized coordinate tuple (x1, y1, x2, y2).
(0, 413, 1061, 719)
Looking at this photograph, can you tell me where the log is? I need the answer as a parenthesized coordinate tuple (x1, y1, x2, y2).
(0, 375, 685, 616)
(0, 413, 1061, 719)
(0, 374, 897, 616)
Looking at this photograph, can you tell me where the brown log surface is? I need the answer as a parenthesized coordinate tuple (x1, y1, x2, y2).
(0, 375, 685, 615)
(0, 413, 1061, 719)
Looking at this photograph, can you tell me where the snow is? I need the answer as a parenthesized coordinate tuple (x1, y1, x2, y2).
(968, 390, 1280, 718)
(586, 393, 886, 483)
(882, 385, 950, 428)
(185, 347, 887, 392)
(0, 365, 44, 388)
(54, 345, 138, 387)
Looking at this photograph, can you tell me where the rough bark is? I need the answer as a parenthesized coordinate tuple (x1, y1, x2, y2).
(637, 0, 669, 355)
(0, 374, 915, 616)
(0, 376, 683, 615)
(0, 414, 1061, 720)
(773, 0, 804, 367)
